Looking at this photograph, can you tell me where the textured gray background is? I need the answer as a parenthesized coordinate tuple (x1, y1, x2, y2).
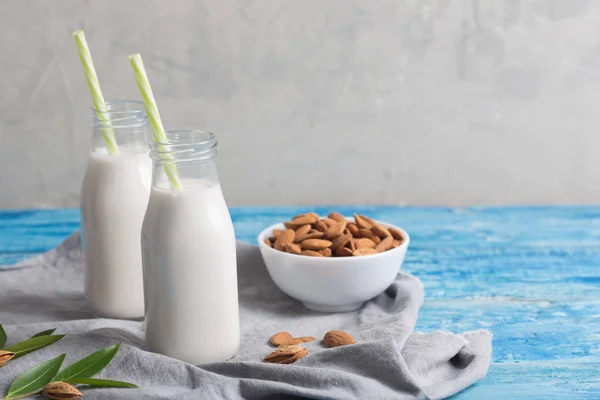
(1, 0, 599, 207)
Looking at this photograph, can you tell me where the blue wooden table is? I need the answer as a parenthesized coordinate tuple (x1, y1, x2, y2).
(1, 206, 599, 399)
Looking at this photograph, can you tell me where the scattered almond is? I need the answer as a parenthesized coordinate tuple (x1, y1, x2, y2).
(294, 336, 317, 343)
(375, 235, 394, 252)
(323, 330, 355, 347)
(0, 350, 15, 367)
(43, 382, 82, 400)
(270, 331, 294, 346)
(301, 239, 332, 251)
(353, 248, 379, 256)
(264, 345, 308, 364)
(277, 339, 304, 347)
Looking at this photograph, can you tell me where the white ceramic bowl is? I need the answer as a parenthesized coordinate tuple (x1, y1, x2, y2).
(257, 218, 410, 312)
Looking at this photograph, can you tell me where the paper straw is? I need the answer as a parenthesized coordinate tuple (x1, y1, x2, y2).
(72, 30, 120, 155)
(129, 53, 183, 190)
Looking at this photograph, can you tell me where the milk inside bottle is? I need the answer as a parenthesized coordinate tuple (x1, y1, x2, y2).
(81, 100, 151, 319)
(142, 130, 239, 364)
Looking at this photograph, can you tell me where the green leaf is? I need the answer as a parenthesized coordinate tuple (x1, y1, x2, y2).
(5, 354, 65, 399)
(30, 329, 56, 338)
(0, 324, 6, 348)
(54, 343, 121, 383)
(3, 335, 65, 360)
(69, 377, 138, 388)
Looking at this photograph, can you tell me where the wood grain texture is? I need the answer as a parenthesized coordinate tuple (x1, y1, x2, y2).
(1, 206, 599, 399)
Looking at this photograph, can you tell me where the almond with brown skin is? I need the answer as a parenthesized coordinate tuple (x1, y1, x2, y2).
(43, 382, 83, 400)
(330, 234, 352, 250)
(355, 238, 376, 249)
(264, 345, 308, 364)
(294, 336, 317, 343)
(313, 220, 328, 232)
(320, 248, 332, 257)
(292, 225, 312, 242)
(301, 239, 332, 251)
(270, 331, 294, 346)
(284, 243, 302, 255)
(393, 239, 403, 248)
(322, 217, 337, 227)
(347, 238, 357, 251)
(346, 223, 359, 236)
(328, 212, 345, 222)
(272, 229, 283, 237)
(323, 330, 355, 347)
(375, 235, 394, 252)
(277, 339, 304, 347)
(264, 238, 272, 248)
(0, 350, 15, 367)
(353, 213, 373, 229)
(302, 250, 324, 257)
(388, 227, 404, 241)
(325, 220, 347, 240)
(292, 214, 319, 225)
(371, 224, 391, 238)
(353, 248, 379, 256)
(296, 230, 325, 242)
(336, 247, 354, 257)
(274, 229, 295, 250)
(356, 228, 381, 244)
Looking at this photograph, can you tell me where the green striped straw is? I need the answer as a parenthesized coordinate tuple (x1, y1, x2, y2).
(129, 54, 183, 190)
(72, 30, 120, 155)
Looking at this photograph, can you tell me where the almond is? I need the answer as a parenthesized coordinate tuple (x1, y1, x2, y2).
(356, 228, 381, 244)
(313, 220, 328, 232)
(264, 345, 308, 364)
(295, 230, 325, 242)
(284, 243, 302, 255)
(323, 330, 355, 347)
(375, 235, 394, 252)
(294, 336, 317, 343)
(347, 223, 359, 236)
(43, 382, 82, 400)
(389, 227, 404, 241)
(336, 247, 354, 257)
(0, 350, 15, 367)
(353, 248, 379, 256)
(302, 250, 324, 257)
(371, 224, 391, 238)
(325, 220, 347, 240)
(272, 229, 283, 237)
(347, 238, 357, 251)
(328, 212, 346, 222)
(320, 248, 332, 257)
(274, 229, 295, 250)
(330, 234, 352, 250)
(322, 217, 337, 227)
(361, 215, 377, 226)
(393, 239, 403, 248)
(284, 221, 304, 229)
(293, 224, 312, 238)
(301, 239, 332, 251)
(306, 212, 320, 220)
(264, 238, 272, 247)
(270, 331, 294, 346)
(292, 213, 319, 225)
(277, 339, 304, 347)
(355, 238, 376, 249)
(354, 213, 372, 229)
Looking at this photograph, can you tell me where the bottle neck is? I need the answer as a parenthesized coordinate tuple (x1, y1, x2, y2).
(149, 130, 220, 190)
(90, 100, 149, 155)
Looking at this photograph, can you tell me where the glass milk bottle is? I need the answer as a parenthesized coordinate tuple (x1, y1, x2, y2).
(81, 101, 151, 319)
(142, 130, 239, 364)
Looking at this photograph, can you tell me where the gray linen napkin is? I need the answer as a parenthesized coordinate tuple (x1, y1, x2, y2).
(0, 233, 492, 399)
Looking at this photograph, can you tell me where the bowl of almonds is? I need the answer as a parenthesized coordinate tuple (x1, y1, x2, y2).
(258, 212, 409, 312)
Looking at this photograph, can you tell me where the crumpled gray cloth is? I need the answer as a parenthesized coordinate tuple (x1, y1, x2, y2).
(0, 232, 492, 400)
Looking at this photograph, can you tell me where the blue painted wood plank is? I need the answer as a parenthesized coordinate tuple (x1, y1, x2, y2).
(1, 206, 599, 398)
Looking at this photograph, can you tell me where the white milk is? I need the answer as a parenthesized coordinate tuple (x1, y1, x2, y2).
(142, 179, 239, 364)
(81, 151, 151, 319)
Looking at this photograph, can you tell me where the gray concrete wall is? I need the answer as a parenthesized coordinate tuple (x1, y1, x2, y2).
(1, 0, 599, 207)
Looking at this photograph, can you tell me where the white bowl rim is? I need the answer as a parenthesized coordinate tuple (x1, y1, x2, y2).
(257, 217, 410, 261)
